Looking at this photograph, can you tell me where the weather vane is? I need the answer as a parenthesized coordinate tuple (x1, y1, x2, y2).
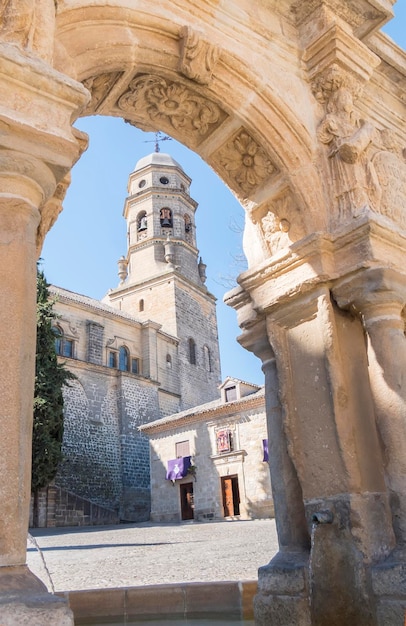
(144, 131, 172, 153)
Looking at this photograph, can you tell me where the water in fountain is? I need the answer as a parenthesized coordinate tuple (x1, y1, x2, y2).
(27, 532, 55, 593)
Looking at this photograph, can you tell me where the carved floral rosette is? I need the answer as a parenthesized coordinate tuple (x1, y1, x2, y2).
(117, 74, 225, 145)
(215, 128, 277, 198)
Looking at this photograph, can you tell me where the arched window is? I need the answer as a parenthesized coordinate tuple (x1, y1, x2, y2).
(137, 211, 147, 232)
(166, 354, 172, 369)
(139, 299, 144, 312)
(188, 338, 196, 365)
(184, 214, 191, 233)
(160, 207, 172, 227)
(204, 345, 212, 372)
(119, 346, 129, 372)
(53, 325, 74, 358)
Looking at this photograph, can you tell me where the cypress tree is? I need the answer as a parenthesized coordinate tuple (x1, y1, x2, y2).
(32, 269, 74, 523)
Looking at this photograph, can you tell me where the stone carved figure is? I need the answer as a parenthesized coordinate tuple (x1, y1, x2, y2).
(82, 72, 122, 114)
(118, 74, 223, 144)
(259, 192, 306, 255)
(178, 26, 220, 85)
(0, 0, 57, 62)
(369, 129, 406, 230)
(317, 85, 376, 220)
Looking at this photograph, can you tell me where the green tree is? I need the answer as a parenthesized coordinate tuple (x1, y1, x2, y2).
(32, 269, 74, 524)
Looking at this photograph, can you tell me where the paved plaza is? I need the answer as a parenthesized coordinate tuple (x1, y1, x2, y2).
(27, 519, 278, 593)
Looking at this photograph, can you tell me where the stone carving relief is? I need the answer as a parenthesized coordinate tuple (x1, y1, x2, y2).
(0, 0, 57, 62)
(314, 65, 376, 221)
(215, 129, 278, 198)
(178, 26, 220, 85)
(82, 72, 123, 114)
(36, 173, 70, 256)
(291, 0, 381, 30)
(117, 74, 226, 145)
(258, 191, 306, 256)
(369, 129, 406, 230)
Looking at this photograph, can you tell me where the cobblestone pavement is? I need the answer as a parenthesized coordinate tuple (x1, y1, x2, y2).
(27, 519, 278, 592)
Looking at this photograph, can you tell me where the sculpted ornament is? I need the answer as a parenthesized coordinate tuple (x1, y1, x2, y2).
(82, 72, 122, 114)
(36, 174, 70, 256)
(118, 74, 223, 144)
(0, 0, 57, 62)
(178, 26, 220, 85)
(216, 129, 277, 197)
(259, 192, 306, 256)
(315, 66, 376, 221)
(369, 130, 406, 230)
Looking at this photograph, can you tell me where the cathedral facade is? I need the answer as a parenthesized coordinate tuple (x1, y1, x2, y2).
(53, 152, 221, 522)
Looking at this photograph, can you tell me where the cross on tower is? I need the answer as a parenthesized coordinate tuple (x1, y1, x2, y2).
(144, 131, 172, 153)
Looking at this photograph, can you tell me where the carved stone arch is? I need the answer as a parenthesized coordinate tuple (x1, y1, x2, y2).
(53, 1, 326, 269)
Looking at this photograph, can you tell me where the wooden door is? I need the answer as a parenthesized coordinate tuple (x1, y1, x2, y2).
(180, 482, 194, 520)
(221, 475, 240, 517)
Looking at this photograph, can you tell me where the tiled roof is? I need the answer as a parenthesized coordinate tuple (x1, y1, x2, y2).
(140, 386, 265, 433)
(50, 285, 142, 325)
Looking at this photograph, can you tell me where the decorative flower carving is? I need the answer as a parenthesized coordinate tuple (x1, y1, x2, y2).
(118, 75, 223, 143)
(217, 130, 277, 196)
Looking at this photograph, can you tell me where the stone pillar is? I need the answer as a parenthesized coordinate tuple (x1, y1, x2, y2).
(0, 39, 88, 624)
(334, 269, 406, 546)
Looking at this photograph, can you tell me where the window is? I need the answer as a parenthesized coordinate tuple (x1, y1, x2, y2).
(188, 338, 196, 365)
(176, 440, 190, 458)
(119, 346, 129, 372)
(204, 345, 212, 372)
(166, 354, 172, 368)
(131, 358, 139, 375)
(137, 211, 147, 231)
(139, 299, 144, 312)
(54, 325, 74, 358)
(108, 351, 117, 368)
(160, 176, 169, 185)
(216, 430, 233, 454)
(225, 386, 237, 402)
(160, 207, 172, 227)
(138, 179, 146, 188)
(184, 214, 191, 233)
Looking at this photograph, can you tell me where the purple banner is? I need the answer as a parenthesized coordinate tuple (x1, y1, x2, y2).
(166, 456, 191, 481)
(262, 439, 269, 462)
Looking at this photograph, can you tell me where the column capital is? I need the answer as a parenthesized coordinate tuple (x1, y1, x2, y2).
(333, 267, 406, 322)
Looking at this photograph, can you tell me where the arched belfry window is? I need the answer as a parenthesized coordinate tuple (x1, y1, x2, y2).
(137, 211, 147, 232)
(184, 214, 191, 233)
(119, 346, 130, 372)
(166, 354, 172, 369)
(160, 207, 172, 228)
(139, 299, 144, 312)
(188, 338, 196, 365)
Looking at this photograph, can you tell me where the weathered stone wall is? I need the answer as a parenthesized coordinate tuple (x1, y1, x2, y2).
(175, 283, 221, 410)
(148, 396, 272, 522)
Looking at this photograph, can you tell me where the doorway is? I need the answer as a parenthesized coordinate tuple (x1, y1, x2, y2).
(221, 475, 240, 517)
(180, 482, 194, 520)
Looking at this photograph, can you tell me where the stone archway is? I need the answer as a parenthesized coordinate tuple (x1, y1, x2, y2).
(0, 1, 405, 625)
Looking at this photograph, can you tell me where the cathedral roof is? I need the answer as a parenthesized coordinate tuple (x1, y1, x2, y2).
(134, 152, 184, 172)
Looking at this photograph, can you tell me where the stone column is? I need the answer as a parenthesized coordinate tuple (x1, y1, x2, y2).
(334, 268, 406, 546)
(235, 318, 311, 626)
(0, 39, 88, 624)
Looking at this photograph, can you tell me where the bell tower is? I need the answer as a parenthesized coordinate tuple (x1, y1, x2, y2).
(105, 152, 221, 411)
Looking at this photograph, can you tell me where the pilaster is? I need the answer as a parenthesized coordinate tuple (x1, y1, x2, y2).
(0, 38, 88, 625)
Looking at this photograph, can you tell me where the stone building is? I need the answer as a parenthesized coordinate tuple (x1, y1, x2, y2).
(141, 377, 273, 522)
(51, 152, 222, 522)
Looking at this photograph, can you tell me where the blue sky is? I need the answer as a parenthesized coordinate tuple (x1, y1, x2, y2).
(41, 7, 405, 387)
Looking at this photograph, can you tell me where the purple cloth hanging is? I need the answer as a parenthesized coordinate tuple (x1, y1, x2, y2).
(263, 439, 269, 462)
(166, 456, 191, 481)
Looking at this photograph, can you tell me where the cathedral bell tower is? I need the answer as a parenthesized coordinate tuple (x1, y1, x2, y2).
(105, 152, 221, 411)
